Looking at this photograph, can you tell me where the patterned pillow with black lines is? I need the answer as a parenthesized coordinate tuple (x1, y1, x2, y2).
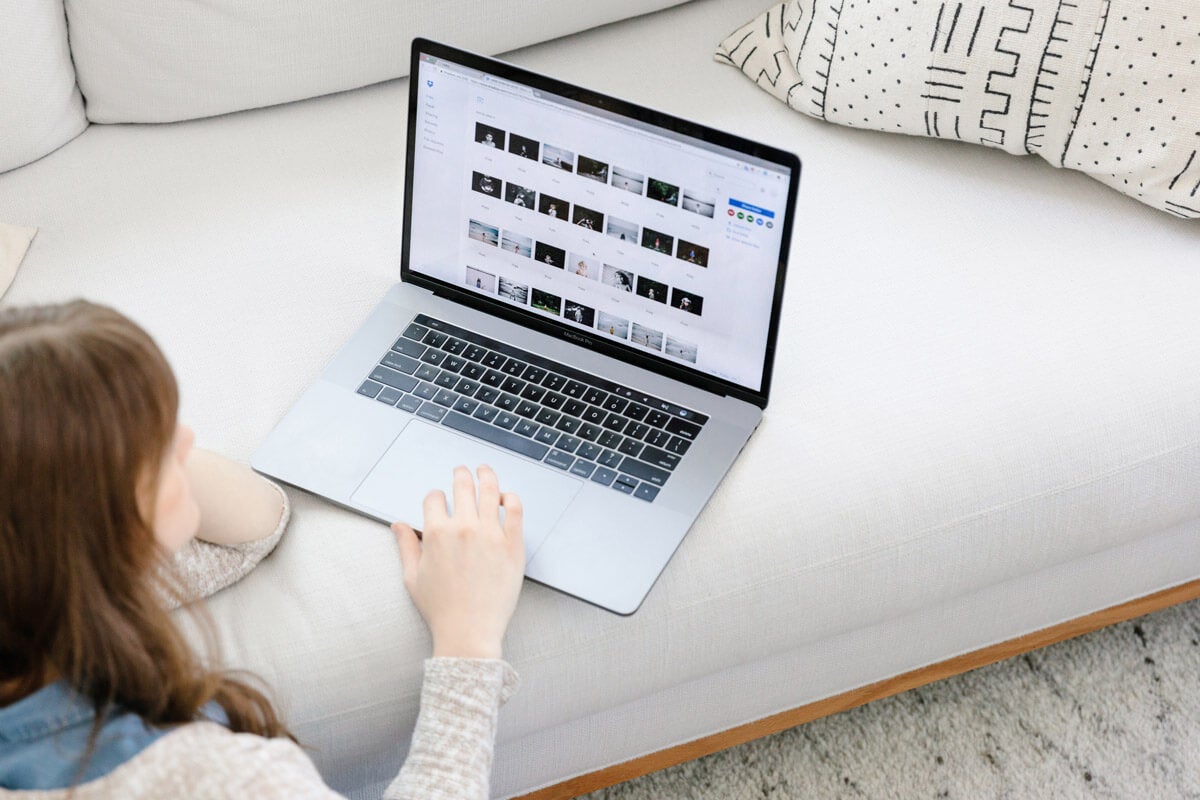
(716, 1, 1200, 219)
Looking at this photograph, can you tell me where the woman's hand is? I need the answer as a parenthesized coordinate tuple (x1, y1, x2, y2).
(392, 465, 525, 660)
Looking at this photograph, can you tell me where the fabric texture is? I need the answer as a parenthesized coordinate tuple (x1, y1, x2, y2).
(0, 660, 518, 799)
(64, 0, 694, 124)
(716, 0, 1200, 218)
(0, 0, 88, 173)
(0, 224, 36, 300)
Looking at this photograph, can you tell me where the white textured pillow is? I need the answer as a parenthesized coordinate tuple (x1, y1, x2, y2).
(717, 0, 1200, 218)
(66, 0, 693, 124)
(0, 0, 87, 173)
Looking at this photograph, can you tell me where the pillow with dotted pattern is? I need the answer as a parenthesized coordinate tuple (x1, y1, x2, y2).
(716, 0, 1200, 219)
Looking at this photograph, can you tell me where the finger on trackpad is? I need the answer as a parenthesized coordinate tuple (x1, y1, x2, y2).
(350, 419, 581, 562)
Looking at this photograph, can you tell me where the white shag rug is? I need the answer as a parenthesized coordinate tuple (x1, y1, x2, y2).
(584, 598, 1200, 798)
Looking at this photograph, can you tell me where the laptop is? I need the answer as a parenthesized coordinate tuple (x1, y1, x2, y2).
(252, 38, 800, 615)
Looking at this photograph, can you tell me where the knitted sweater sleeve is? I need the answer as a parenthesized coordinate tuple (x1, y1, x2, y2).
(162, 479, 290, 610)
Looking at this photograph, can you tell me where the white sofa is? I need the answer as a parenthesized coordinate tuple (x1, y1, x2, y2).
(3, 1, 1199, 798)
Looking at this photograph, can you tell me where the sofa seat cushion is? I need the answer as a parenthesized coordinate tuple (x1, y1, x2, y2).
(2, 0, 1199, 795)
(0, 0, 87, 173)
(717, 0, 1200, 218)
(65, 0, 694, 124)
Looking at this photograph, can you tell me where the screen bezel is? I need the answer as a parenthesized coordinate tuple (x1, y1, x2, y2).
(402, 37, 800, 409)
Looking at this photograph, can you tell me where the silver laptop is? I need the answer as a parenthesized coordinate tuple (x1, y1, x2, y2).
(252, 38, 800, 614)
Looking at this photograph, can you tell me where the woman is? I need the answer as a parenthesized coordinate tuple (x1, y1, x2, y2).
(0, 300, 525, 798)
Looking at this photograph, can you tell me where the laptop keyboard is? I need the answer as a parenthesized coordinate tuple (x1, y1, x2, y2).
(355, 314, 708, 502)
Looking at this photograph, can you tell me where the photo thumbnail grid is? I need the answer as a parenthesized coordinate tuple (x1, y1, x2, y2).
(472, 122, 718, 268)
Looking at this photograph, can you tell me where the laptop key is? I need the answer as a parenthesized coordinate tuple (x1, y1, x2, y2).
(543, 449, 574, 470)
(618, 457, 669, 486)
(382, 351, 420, 374)
(541, 373, 568, 391)
(624, 422, 651, 441)
(584, 406, 608, 425)
(495, 393, 520, 411)
(522, 365, 547, 383)
(639, 445, 681, 471)
(578, 423, 601, 442)
(463, 345, 488, 362)
(633, 483, 660, 502)
(453, 396, 479, 415)
(617, 438, 643, 457)
(569, 460, 596, 479)
(597, 449, 623, 468)
(461, 362, 486, 380)
(501, 376, 526, 394)
(369, 366, 419, 393)
(589, 466, 616, 486)
(563, 399, 587, 417)
(645, 429, 671, 448)
(474, 387, 501, 404)
(482, 351, 506, 369)
(515, 401, 539, 419)
(535, 408, 561, 426)
(357, 380, 383, 398)
(454, 378, 481, 396)
(598, 431, 622, 449)
(442, 411, 550, 461)
(646, 410, 671, 428)
(602, 396, 628, 414)
(520, 384, 546, 403)
(416, 402, 447, 423)
(433, 389, 459, 408)
(422, 331, 448, 348)
(601, 412, 626, 431)
(377, 387, 404, 405)
(397, 394, 423, 413)
(443, 337, 467, 355)
(665, 417, 702, 440)
(543, 392, 566, 410)
(583, 387, 607, 406)
(403, 323, 429, 341)
(562, 380, 587, 398)
(481, 369, 505, 387)
(441, 355, 467, 373)
(534, 427, 559, 445)
(472, 404, 499, 422)
(554, 416, 581, 434)
(665, 436, 692, 456)
(433, 371, 458, 389)
(419, 349, 446, 366)
(555, 434, 581, 453)
(416, 363, 440, 382)
(391, 337, 426, 359)
(624, 403, 649, 421)
(576, 443, 602, 461)
(612, 477, 636, 495)
(494, 412, 519, 430)
(501, 358, 526, 376)
(514, 419, 538, 438)
(413, 381, 438, 400)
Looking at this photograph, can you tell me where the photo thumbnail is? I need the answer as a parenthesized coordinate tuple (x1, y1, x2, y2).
(501, 231, 532, 257)
(665, 335, 699, 364)
(577, 155, 609, 184)
(465, 266, 496, 293)
(606, 216, 639, 243)
(681, 190, 716, 218)
(542, 144, 574, 171)
(670, 287, 703, 316)
(597, 312, 630, 340)
(563, 300, 596, 327)
(508, 133, 539, 161)
(611, 166, 645, 195)
(538, 193, 568, 220)
(641, 227, 674, 256)
(505, 182, 536, 208)
(467, 219, 499, 246)
(531, 288, 562, 315)
(675, 239, 709, 267)
(631, 323, 664, 352)
(474, 123, 505, 149)
(569, 253, 600, 280)
(572, 204, 604, 232)
(636, 275, 668, 304)
(647, 178, 679, 206)
(602, 264, 634, 292)
(534, 241, 566, 269)
(471, 171, 500, 198)
(498, 277, 529, 304)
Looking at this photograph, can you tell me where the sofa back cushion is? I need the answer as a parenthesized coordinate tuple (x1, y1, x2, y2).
(66, 0, 693, 124)
(0, 0, 87, 173)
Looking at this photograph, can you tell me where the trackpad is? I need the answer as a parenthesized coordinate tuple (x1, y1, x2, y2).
(350, 420, 581, 564)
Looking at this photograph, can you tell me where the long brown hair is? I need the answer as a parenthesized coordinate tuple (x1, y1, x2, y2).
(0, 300, 293, 772)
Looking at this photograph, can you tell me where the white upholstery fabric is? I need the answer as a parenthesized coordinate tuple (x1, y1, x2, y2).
(716, 1, 1200, 218)
(65, 0, 694, 124)
(0, 0, 87, 173)
(2, 0, 1199, 796)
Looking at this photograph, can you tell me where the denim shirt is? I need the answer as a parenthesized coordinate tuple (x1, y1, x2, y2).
(0, 681, 226, 791)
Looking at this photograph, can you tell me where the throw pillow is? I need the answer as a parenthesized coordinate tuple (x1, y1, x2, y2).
(716, 0, 1200, 219)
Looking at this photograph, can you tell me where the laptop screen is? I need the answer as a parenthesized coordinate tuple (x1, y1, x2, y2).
(405, 42, 797, 402)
